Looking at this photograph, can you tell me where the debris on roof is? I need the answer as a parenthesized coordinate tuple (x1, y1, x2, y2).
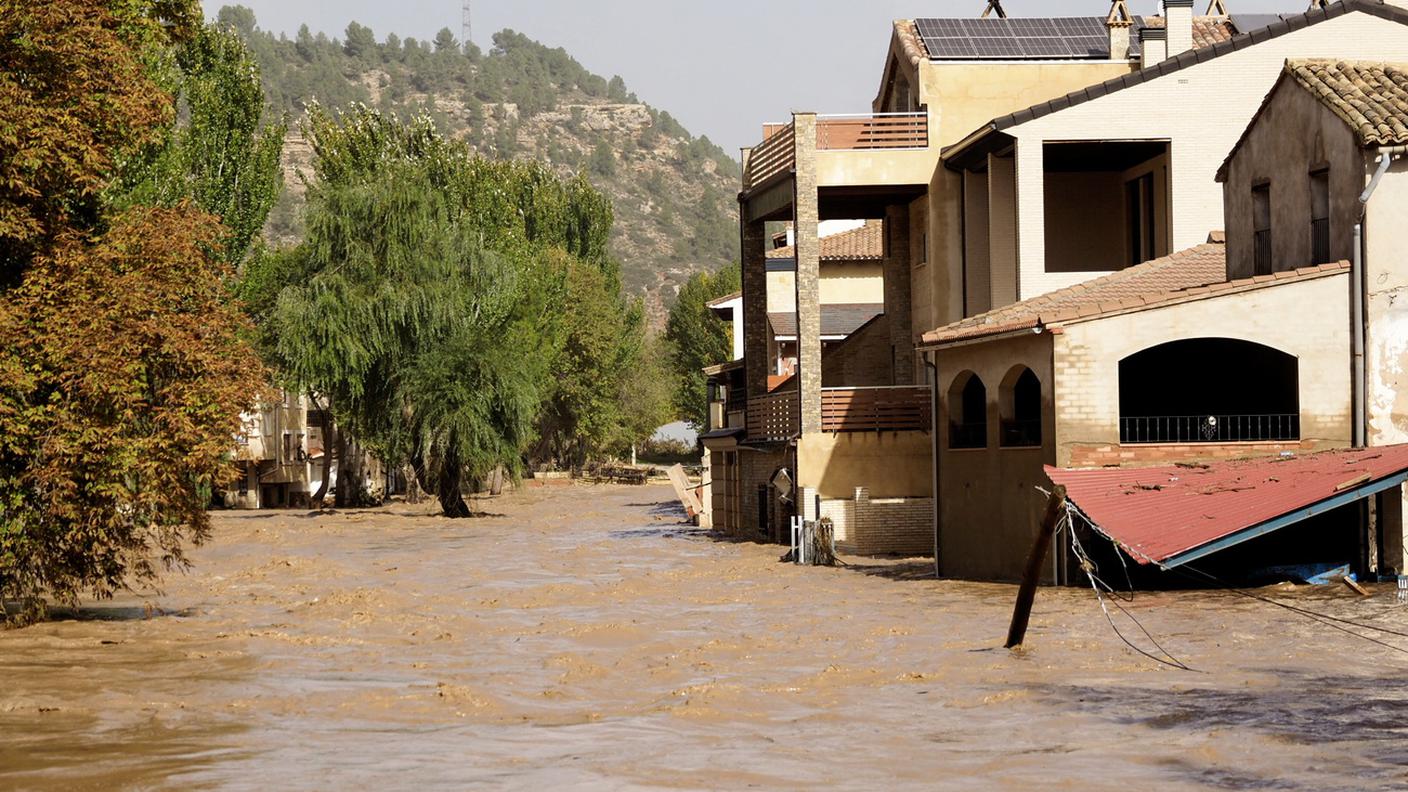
(1047, 445, 1408, 568)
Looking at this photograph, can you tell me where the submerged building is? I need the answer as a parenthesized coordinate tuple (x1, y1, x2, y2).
(706, 0, 1408, 582)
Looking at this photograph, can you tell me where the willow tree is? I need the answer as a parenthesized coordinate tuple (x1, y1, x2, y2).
(252, 108, 570, 515)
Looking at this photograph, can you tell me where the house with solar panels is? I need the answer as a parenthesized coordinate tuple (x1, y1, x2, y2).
(916, 2, 1408, 582)
(707, 0, 1408, 571)
(707, 0, 1162, 550)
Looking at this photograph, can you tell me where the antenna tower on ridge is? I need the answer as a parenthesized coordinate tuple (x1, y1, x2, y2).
(461, 0, 472, 47)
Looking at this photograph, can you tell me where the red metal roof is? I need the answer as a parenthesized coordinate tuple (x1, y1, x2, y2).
(1046, 445, 1408, 567)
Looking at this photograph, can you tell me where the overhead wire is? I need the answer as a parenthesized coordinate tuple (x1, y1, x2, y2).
(1064, 496, 1408, 660)
(1058, 499, 1197, 671)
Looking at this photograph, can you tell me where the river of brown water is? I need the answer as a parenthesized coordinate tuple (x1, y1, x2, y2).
(3, 483, 1408, 790)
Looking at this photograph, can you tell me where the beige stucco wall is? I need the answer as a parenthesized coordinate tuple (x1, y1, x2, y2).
(820, 261, 884, 304)
(767, 267, 795, 314)
(1005, 13, 1408, 304)
(933, 331, 1056, 582)
(1221, 78, 1363, 279)
(1365, 159, 1408, 446)
(797, 430, 932, 500)
(768, 260, 884, 314)
(1053, 273, 1353, 468)
(923, 60, 1137, 336)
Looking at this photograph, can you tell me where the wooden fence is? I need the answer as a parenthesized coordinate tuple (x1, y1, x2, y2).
(821, 386, 931, 433)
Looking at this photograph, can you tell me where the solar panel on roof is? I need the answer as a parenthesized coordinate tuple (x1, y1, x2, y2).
(916, 15, 1117, 61)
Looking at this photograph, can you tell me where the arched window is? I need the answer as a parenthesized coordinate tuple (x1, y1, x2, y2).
(1119, 338, 1299, 443)
(948, 371, 988, 449)
(1000, 367, 1042, 447)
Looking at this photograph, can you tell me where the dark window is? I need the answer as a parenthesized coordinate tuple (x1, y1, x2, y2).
(1126, 172, 1156, 267)
(1252, 182, 1272, 276)
(948, 372, 988, 449)
(1119, 338, 1299, 444)
(1000, 367, 1043, 447)
(1310, 168, 1330, 265)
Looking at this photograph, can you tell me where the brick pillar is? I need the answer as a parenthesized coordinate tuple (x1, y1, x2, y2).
(741, 215, 770, 399)
(792, 113, 822, 435)
(854, 486, 870, 552)
(884, 205, 914, 385)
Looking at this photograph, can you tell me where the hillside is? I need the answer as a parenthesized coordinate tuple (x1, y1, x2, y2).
(217, 7, 740, 321)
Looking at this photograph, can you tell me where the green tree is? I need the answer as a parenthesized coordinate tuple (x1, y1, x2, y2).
(115, 22, 285, 268)
(343, 21, 376, 60)
(253, 106, 632, 515)
(434, 27, 459, 53)
(665, 263, 740, 430)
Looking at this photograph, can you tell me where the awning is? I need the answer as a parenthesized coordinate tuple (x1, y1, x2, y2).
(1046, 445, 1408, 569)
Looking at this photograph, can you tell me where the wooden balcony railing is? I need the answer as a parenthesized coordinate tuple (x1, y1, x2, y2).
(746, 390, 800, 441)
(744, 122, 795, 192)
(743, 112, 930, 191)
(821, 386, 931, 433)
(816, 112, 928, 151)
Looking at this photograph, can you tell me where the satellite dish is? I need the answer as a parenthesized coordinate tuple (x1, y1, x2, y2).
(770, 468, 794, 502)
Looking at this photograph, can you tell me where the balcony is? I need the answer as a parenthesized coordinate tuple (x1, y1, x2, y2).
(742, 112, 931, 194)
(747, 390, 800, 442)
(816, 113, 928, 152)
(1120, 414, 1301, 445)
(821, 386, 931, 433)
(745, 386, 932, 442)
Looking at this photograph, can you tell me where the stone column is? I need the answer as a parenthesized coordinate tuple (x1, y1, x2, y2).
(884, 205, 914, 385)
(741, 213, 770, 399)
(792, 112, 822, 435)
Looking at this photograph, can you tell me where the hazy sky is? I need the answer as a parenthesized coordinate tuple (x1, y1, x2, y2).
(200, 0, 1310, 153)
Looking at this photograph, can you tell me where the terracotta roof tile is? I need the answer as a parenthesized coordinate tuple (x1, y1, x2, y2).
(921, 245, 1351, 348)
(768, 220, 884, 262)
(1286, 59, 1408, 146)
(1142, 15, 1238, 50)
(922, 242, 1228, 346)
(895, 19, 927, 66)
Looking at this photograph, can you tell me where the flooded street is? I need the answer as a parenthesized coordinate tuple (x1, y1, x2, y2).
(3, 483, 1408, 790)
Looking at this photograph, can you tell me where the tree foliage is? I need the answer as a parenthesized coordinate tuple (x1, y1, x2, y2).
(115, 21, 285, 268)
(0, 208, 265, 620)
(0, 0, 175, 280)
(249, 105, 651, 515)
(666, 263, 741, 431)
(0, 0, 274, 623)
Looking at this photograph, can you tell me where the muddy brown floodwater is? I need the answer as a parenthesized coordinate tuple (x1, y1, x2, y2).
(3, 484, 1408, 790)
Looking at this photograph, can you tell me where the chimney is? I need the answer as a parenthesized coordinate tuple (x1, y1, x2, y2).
(1164, 0, 1195, 56)
(1106, 1, 1134, 60)
(1139, 25, 1168, 67)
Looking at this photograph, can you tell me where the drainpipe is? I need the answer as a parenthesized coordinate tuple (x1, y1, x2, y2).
(1354, 148, 1400, 447)
(923, 350, 941, 579)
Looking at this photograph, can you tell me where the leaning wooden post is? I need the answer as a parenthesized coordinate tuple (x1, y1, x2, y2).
(1005, 485, 1067, 649)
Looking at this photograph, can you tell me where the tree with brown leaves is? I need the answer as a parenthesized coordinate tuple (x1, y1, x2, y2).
(0, 0, 271, 623)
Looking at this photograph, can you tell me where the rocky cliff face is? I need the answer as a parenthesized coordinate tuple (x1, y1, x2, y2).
(247, 25, 740, 324)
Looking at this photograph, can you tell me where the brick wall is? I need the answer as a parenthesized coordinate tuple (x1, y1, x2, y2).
(821, 487, 933, 556)
(821, 315, 893, 388)
(1067, 440, 1316, 468)
(1053, 272, 1353, 467)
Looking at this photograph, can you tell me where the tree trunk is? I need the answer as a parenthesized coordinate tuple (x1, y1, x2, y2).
(335, 432, 365, 508)
(403, 463, 425, 503)
(437, 447, 471, 518)
(309, 392, 332, 509)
